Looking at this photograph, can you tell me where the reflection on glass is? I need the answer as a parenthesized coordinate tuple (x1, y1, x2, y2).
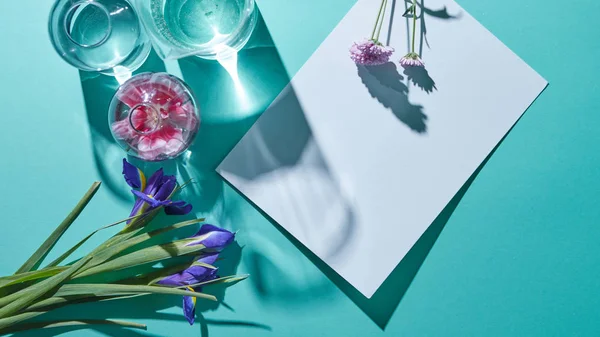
(109, 72, 200, 161)
(135, 0, 257, 60)
(49, 0, 151, 76)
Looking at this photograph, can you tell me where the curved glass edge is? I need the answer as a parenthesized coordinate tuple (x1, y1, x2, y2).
(133, 0, 258, 60)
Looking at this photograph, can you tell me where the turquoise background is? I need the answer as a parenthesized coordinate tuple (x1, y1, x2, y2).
(1, 0, 599, 336)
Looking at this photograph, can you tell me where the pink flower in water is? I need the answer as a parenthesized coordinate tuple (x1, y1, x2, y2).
(350, 39, 394, 65)
(400, 52, 425, 68)
(135, 124, 186, 161)
(111, 75, 199, 161)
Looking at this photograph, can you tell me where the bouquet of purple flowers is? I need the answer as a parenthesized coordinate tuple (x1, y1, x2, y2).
(0, 159, 246, 335)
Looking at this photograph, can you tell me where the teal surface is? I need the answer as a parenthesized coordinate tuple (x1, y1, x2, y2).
(1, 0, 599, 336)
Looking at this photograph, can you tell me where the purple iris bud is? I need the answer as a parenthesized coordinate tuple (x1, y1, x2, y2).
(187, 224, 235, 252)
(183, 295, 196, 325)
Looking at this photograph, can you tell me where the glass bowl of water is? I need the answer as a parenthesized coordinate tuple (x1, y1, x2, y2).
(49, 0, 151, 76)
(109, 72, 200, 161)
(133, 0, 257, 60)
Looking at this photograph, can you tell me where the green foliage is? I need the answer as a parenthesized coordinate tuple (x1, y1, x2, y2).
(0, 182, 245, 335)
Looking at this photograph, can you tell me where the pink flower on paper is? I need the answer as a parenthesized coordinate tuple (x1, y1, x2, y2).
(400, 53, 425, 68)
(111, 77, 199, 161)
(350, 39, 394, 65)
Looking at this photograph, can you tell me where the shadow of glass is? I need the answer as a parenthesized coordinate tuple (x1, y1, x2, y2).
(218, 83, 357, 261)
(171, 9, 293, 221)
(217, 77, 362, 303)
(78, 49, 168, 202)
(225, 127, 509, 328)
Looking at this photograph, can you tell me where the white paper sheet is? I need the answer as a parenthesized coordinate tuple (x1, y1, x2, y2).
(218, 0, 547, 298)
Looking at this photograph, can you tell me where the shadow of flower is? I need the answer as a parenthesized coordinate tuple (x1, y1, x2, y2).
(403, 66, 437, 93)
(357, 62, 427, 133)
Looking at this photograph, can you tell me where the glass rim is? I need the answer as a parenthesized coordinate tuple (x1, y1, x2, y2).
(48, 0, 148, 73)
(142, 0, 258, 59)
(63, 1, 113, 48)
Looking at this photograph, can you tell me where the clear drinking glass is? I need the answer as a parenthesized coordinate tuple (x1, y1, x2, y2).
(49, 0, 151, 76)
(134, 0, 258, 60)
(109, 73, 200, 161)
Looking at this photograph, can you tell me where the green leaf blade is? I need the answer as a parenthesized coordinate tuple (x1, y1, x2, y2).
(0, 319, 146, 335)
(75, 240, 206, 279)
(15, 182, 101, 274)
(0, 266, 67, 292)
(0, 267, 66, 288)
(86, 218, 205, 269)
(54, 283, 217, 301)
(0, 256, 91, 320)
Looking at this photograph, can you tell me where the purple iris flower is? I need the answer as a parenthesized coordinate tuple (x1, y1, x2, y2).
(157, 254, 219, 325)
(156, 224, 236, 325)
(122, 159, 192, 225)
(186, 224, 235, 252)
(157, 254, 219, 287)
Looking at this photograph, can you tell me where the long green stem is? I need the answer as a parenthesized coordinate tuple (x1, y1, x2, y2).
(44, 211, 154, 269)
(15, 182, 101, 274)
(375, 0, 388, 41)
(0, 319, 146, 335)
(411, 0, 417, 53)
(371, 0, 387, 40)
